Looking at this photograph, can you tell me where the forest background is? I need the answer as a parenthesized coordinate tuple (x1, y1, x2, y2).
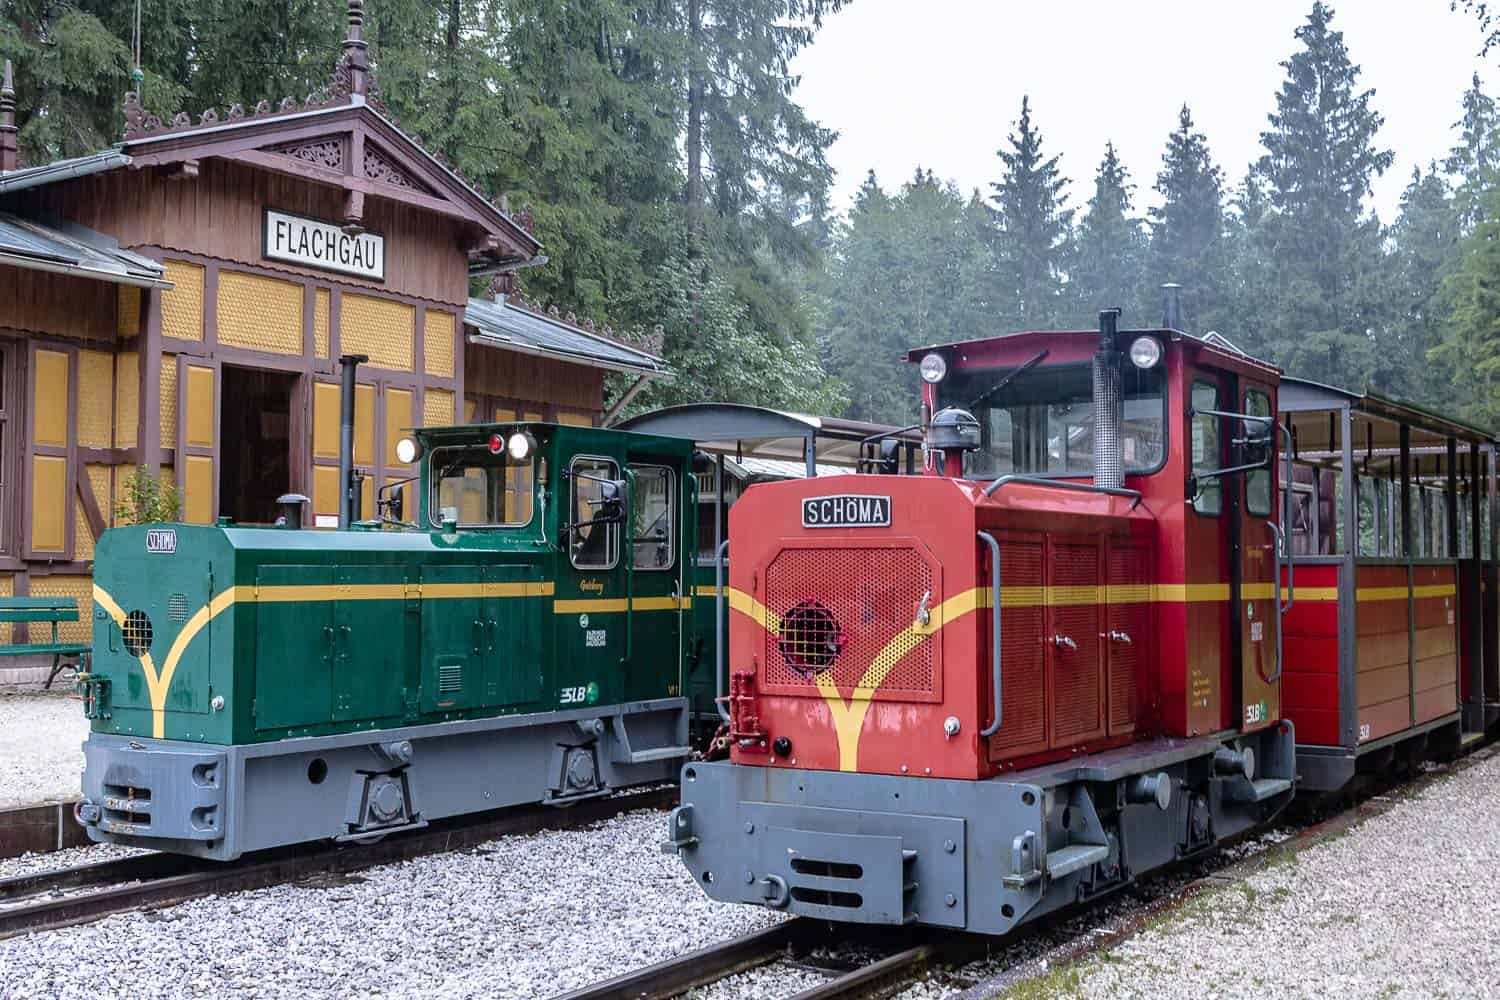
(6, 1, 1500, 427)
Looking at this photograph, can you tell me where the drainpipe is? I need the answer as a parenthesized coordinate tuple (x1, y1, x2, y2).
(338, 353, 368, 529)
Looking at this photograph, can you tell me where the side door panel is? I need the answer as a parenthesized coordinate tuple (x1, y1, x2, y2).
(333, 564, 408, 722)
(1106, 541, 1152, 736)
(419, 564, 486, 713)
(1047, 537, 1105, 747)
(254, 565, 333, 730)
(1239, 381, 1281, 729)
(486, 563, 545, 708)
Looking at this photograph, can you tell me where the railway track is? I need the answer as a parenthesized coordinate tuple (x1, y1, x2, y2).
(0, 784, 676, 940)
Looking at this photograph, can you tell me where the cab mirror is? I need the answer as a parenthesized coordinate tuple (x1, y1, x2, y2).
(1237, 419, 1273, 469)
(597, 479, 628, 522)
(389, 482, 406, 522)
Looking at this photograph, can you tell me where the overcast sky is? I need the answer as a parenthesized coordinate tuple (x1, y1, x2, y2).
(790, 1, 1498, 222)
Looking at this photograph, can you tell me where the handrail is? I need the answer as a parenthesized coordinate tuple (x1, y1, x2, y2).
(982, 474, 1143, 509)
(977, 530, 1003, 736)
(714, 539, 731, 722)
(1267, 521, 1286, 684)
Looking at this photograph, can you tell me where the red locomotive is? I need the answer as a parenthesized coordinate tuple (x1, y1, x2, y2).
(666, 310, 1301, 933)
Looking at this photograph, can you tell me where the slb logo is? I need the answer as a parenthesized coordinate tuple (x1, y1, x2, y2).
(802, 494, 892, 529)
(145, 528, 177, 554)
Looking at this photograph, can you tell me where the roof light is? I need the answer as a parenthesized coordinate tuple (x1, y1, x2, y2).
(394, 437, 422, 464)
(507, 431, 536, 461)
(919, 353, 948, 384)
(1129, 336, 1162, 369)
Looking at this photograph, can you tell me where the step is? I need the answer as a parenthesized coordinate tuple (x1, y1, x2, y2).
(1044, 843, 1109, 879)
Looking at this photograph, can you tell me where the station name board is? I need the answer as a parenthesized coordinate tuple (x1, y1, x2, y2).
(263, 210, 385, 281)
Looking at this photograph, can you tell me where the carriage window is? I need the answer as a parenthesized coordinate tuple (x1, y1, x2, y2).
(631, 465, 675, 570)
(430, 447, 533, 527)
(570, 456, 620, 569)
(1191, 381, 1222, 516)
(1244, 389, 1273, 517)
(947, 362, 1166, 479)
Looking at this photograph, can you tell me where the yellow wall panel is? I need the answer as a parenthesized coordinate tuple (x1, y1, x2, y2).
(218, 271, 303, 354)
(340, 294, 414, 371)
(359, 476, 374, 523)
(117, 284, 141, 336)
(312, 465, 340, 527)
(183, 454, 213, 524)
(463, 397, 477, 422)
(385, 387, 414, 467)
(160, 260, 204, 341)
(424, 388, 455, 426)
(74, 503, 95, 562)
(185, 364, 215, 449)
(30, 455, 67, 552)
(27, 575, 93, 644)
(314, 288, 330, 358)
(77, 350, 115, 447)
(557, 410, 595, 427)
(86, 463, 113, 530)
(114, 352, 138, 448)
(0, 574, 12, 642)
(523, 409, 543, 422)
(424, 310, 456, 377)
(159, 357, 178, 449)
(313, 381, 341, 461)
(33, 349, 69, 448)
(159, 465, 175, 492)
(355, 383, 375, 467)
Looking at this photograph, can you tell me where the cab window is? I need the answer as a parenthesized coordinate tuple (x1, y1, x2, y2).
(1244, 389, 1273, 517)
(430, 446, 534, 527)
(1191, 381, 1222, 516)
(631, 465, 675, 570)
(571, 456, 620, 569)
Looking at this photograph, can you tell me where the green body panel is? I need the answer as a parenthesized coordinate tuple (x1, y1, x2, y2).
(87, 423, 711, 746)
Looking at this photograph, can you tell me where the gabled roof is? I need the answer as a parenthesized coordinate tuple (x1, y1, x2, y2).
(465, 295, 668, 376)
(0, 211, 170, 289)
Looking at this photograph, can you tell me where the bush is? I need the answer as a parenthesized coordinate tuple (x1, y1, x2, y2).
(113, 467, 183, 525)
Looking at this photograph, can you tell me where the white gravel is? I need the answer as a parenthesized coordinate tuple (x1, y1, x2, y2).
(0, 806, 784, 1000)
(0, 842, 150, 881)
(0, 691, 87, 808)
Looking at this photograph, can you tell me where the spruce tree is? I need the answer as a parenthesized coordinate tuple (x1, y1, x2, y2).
(1446, 73, 1500, 232)
(988, 95, 1073, 328)
(1071, 143, 1147, 324)
(1254, 1, 1392, 387)
(1389, 167, 1461, 404)
(1440, 185, 1500, 424)
(1150, 105, 1227, 332)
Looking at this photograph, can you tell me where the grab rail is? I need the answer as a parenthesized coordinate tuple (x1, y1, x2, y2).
(977, 530, 1003, 736)
(982, 474, 1142, 509)
(1267, 522, 1287, 684)
(714, 539, 730, 722)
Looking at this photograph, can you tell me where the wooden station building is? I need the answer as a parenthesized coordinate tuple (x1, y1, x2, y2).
(0, 5, 667, 680)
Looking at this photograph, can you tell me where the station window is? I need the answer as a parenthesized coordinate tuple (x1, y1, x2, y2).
(570, 456, 620, 569)
(630, 465, 675, 570)
(1244, 389, 1273, 517)
(429, 446, 534, 527)
(1191, 381, 1222, 516)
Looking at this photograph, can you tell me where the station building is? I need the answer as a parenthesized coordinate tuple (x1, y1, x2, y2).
(0, 7, 666, 678)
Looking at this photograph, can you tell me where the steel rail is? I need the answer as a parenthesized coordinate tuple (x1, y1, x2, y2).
(784, 942, 942, 1000)
(0, 785, 676, 940)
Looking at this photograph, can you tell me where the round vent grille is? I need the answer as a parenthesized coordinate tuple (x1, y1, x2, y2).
(778, 600, 843, 674)
(123, 610, 154, 657)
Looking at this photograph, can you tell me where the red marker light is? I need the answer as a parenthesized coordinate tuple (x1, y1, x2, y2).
(488, 433, 504, 454)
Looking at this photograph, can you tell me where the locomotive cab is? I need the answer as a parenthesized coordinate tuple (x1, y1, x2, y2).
(670, 312, 1297, 935)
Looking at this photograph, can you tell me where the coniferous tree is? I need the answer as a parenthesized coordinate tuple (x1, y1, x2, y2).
(1149, 105, 1227, 332)
(1222, 169, 1278, 357)
(1071, 142, 1147, 324)
(988, 95, 1073, 328)
(1254, 1, 1393, 387)
(1388, 167, 1461, 404)
(1439, 185, 1500, 424)
(1446, 73, 1500, 232)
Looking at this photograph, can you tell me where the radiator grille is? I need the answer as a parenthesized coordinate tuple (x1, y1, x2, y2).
(990, 541, 1046, 756)
(763, 546, 934, 698)
(438, 663, 463, 693)
(1050, 543, 1102, 743)
(167, 594, 189, 623)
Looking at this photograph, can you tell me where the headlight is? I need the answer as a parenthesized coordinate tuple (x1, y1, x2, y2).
(1129, 336, 1162, 369)
(394, 436, 422, 464)
(507, 431, 536, 461)
(919, 352, 948, 384)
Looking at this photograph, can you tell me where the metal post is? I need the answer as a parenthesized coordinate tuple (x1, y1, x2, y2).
(338, 353, 368, 529)
(1340, 406, 1358, 746)
(1400, 423, 1415, 725)
(1447, 438, 1459, 559)
(1470, 445, 1482, 560)
(805, 433, 816, 479)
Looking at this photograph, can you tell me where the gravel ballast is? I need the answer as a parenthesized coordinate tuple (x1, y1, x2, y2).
(0, 806, 782, 1000)
(0, 691, 87, 808)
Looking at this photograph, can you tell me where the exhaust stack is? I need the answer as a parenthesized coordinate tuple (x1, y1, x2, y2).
(337, 353, 369, 529)
(1093, 309, 1123, 491)
(1161, 282, 1183, 330)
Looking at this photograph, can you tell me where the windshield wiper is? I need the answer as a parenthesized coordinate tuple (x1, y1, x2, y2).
(963, 349, 1050, 411)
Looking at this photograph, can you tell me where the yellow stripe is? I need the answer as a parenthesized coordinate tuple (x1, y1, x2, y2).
(246, 581, 555, 602)
(1284, 586, 1339, 601)
(1356, 586, 1409, 603)
(1414, 584, 1456, 599)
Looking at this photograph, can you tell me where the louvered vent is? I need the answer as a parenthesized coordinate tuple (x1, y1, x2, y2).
(167, 594, 189, 623)
(438, 663, 463, 693)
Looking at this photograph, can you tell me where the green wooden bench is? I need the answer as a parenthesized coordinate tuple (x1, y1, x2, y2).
(0, 598, 90, 689)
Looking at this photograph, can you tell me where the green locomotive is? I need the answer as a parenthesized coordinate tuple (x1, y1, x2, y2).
(76, 420, 701, 860)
